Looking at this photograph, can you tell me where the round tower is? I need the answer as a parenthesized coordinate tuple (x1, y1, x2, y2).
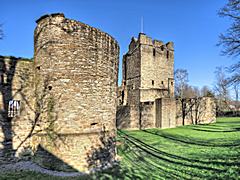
(33, 13, 119, 172)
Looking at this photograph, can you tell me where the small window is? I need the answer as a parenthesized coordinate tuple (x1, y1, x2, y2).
(91, 122, 98, 126)
(171, 82, 173, 85)
(8, 100, 21, 117)
(144, 102, 150, 105)
(153, 48, 156, 56)
(167, 51, 169, 59)
(152, 80, 154, 86)
(161, 81, 164, 85)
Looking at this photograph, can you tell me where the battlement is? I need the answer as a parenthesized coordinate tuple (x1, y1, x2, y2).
(128, 33, 174, 52)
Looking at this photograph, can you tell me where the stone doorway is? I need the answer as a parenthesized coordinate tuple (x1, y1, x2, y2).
(155, 98, 162, 128)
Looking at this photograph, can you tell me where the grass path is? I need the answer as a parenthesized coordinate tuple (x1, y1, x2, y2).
(0, 117, 239, 179)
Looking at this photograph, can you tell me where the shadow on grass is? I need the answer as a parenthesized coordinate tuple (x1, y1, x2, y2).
(114, 120, 240, 179)
(142, 129, 240, 148)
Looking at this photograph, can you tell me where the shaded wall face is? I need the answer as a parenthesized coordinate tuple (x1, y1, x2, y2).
(116, 105, 140, 130)
(0, 57, 34, 159)
(34, 15, 119, 172)
(122, 49, 141, 106)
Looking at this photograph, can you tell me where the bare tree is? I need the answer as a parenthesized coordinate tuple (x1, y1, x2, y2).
(218, 0, 240, 57)
(218, 0, 240, 84)
(227, 62, 240, 84)
(214, 66, 230, 114)
(201, 86, 214, 97)
(233, 84, 239, 112)
(183, 85, 200, 98)
(233, 83, 239, 102)
(174, 69, 189, 98)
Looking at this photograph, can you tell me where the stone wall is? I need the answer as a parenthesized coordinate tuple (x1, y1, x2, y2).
(140, 102, 155, 129)
(116, 105, 140, 130)
(139, 33, 174, 97)
(0, 56, 34, 162)
(160, 98, 176, 128)
(33, 13, 119, 172)
(117, 33, 176, 130)
(176, 97, 216, 126)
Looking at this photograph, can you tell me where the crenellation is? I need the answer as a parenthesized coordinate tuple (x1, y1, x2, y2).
(138, 33, 153, 45)
(166, 41, 174, 50)
(153, 40, 164, 47)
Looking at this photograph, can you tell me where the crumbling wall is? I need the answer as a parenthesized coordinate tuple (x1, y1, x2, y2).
(34, 13, 119, 172)
(176, 97, 216, 126)
(0, 56, 34, 161)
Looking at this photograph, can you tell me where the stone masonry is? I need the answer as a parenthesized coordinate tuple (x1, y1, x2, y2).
(0, 13, 119, 172)
(117, 33, 176, 129)
(0, 56, 34, 163)
(0, 13, 216, 173)
(117, 33, 216, 129)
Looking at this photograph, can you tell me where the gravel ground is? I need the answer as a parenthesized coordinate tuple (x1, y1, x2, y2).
(0, 161, 86, 177)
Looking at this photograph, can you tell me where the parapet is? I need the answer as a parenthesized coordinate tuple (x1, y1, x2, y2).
(128, 33, 174, 52)
(166, 42, 174, 51)
(35, 13, 118, 47)
(138, 33, 153, 45)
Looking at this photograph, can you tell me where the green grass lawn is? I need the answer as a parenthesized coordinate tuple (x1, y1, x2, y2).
(0, 117, 240, 180)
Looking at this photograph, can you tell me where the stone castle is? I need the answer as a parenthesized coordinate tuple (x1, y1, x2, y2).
(116, 33, 216, 130)
(0, 13, 216, 172)
(117, 33, 176, 129)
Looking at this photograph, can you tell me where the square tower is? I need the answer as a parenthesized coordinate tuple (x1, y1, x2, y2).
(118, 33, 176, 129)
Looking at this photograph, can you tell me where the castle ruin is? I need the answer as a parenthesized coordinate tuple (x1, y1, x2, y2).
(0, 13, 216, 173)
(117, 33, 216, 129)
(117, 33, 176, 129)
(0, 13, 119, 172)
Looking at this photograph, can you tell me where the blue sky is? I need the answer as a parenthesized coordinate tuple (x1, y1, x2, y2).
(0, 0, 234, 88)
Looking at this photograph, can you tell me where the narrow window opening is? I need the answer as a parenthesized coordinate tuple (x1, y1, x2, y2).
(167, 51, 169, 59)
(91, 122, 98, 126)
(48, 86, 52, 91)
(8, 100, 21, 117)
(144, 102, 150, 105)
(161, 81, 164, 85)
(171, 82, 173, 85)
(153, 48, 156, 56)
(152, 80, 154, 86)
